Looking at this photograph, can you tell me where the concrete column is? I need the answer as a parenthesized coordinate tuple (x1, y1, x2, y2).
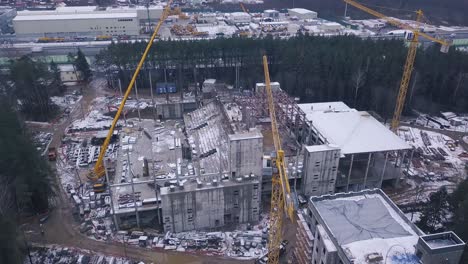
(150, 146, 161, 226)
(127, 150, 140, 228)
(149, 70, 156, 121)
(396, 151, 407, 187)
(406, 148, 414, 176)
(346, 154, 354, 192)
(104, 159, 119, 231)
(118, 78, 123, 97)
(134, 80, 141, 122)
(379, 152, 389, 187)
(118, 79, 127, 125)
(363, 153, 372, 189)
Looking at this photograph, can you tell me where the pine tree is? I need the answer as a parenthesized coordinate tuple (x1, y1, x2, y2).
(74, 48, 92, 82)
(416, 187, 451, 233)
(50, 60, 65, 94)
(0, 96, 56, 263)
(9, 56, 57, 121)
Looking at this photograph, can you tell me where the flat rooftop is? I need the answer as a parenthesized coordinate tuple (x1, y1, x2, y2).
(14, 12, 137, 21)
(160, 174, 260, 196)
(311, 189, 422, 263)
(111, 119, 187, 215)
(288, 8, 317, 14)
(299, 102, 411, 154)
(228, 129, 263, 141)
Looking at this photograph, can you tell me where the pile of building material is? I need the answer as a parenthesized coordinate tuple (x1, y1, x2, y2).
(68, 110, 120, 133)
(51, 94, 82, 109)
(414, 113, 468, 132)
(28, 245, 138, 264)
(32, 131, 53, 155)
(392, 126, 467, 205)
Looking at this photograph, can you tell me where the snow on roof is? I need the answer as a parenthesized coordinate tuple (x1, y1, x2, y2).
(288, 8, 316, 15)
(55, 6, 98, 12)
(299, 101, 350, 113)
(305, 144, 339, 153)
(312, 190, 421, 264)
(298, 102, 411, 154)
(230, 12, 251, 17)
(204, 79, 216, 84)
(14, 12, 137, 21)
(196, 24, 237, 35)
(228, 129, 263, 141)
(58, 64, 76, 72)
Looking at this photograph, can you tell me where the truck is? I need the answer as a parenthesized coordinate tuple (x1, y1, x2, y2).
(48, 147, 57, 161)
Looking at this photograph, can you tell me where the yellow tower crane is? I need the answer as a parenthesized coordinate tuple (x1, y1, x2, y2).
(263, 55, 295, 264)
(240, 2, 251, 16)
(343, 0, 450, 132)
(89, 0, 173, 181)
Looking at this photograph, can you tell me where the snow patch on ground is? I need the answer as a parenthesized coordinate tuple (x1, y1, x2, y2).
(51, 95, 82, 109)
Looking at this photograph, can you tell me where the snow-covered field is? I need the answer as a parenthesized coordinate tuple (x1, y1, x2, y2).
(51, 94, 82, 110)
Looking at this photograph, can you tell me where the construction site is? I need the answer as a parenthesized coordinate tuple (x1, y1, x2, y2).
(36, 1, 468, 264)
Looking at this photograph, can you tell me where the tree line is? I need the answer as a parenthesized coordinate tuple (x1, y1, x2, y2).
(0, 96, 56, 263)
(96, 35, 468, 118)
(1, 48, 92, 122)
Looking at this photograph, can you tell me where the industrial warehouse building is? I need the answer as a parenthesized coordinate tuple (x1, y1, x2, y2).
(13, 5, 163, 38)
(288, 8, 318, 20)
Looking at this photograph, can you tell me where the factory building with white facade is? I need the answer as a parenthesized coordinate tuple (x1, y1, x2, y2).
(13, 5, 163, 38)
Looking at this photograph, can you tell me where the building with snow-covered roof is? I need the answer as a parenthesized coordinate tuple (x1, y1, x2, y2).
(227, 12, 251, 24)
(288, 8, 317, 20)
(58, 64, 82, 83)
(297, 102, 412, 194)
(13, 5, 163, 38)
(263, 9, 279, 19)
(293, 189, 465, 264)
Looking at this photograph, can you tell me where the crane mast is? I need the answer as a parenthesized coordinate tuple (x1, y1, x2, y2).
(263, 55, 294, 264)
(343, 0, 450, 132)
(89, 0, 173, 180)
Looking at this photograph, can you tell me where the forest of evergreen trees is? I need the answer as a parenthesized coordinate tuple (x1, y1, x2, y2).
(96, 35, 468, 119)
(0, 96, 56, 263)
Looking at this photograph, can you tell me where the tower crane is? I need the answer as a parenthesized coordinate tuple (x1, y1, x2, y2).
(88, 0, 173, 181)
(343, 0, 450, 132)
(263, 55, 295, 264)
(240, 2, 251, 16)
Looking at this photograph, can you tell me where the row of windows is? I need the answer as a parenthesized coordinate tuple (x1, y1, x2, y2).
(106, 26, 126, 29)
(106, 30, 126, 33)
(118, 18, 133, 22)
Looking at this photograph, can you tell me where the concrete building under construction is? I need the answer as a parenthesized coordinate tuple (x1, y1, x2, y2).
(293, 189, 465, 264)
(298, 102, 412, 195)
(108, 99, 263, 232)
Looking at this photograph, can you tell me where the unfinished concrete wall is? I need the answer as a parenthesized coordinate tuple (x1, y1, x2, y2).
(302, 145, 340, 197)
(194, 184, 225, 229)
(223, 179, 261, 224)
(228, 129, 263, 178)
(155, 102, 196, 119)
(161, 178, 261, 233)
